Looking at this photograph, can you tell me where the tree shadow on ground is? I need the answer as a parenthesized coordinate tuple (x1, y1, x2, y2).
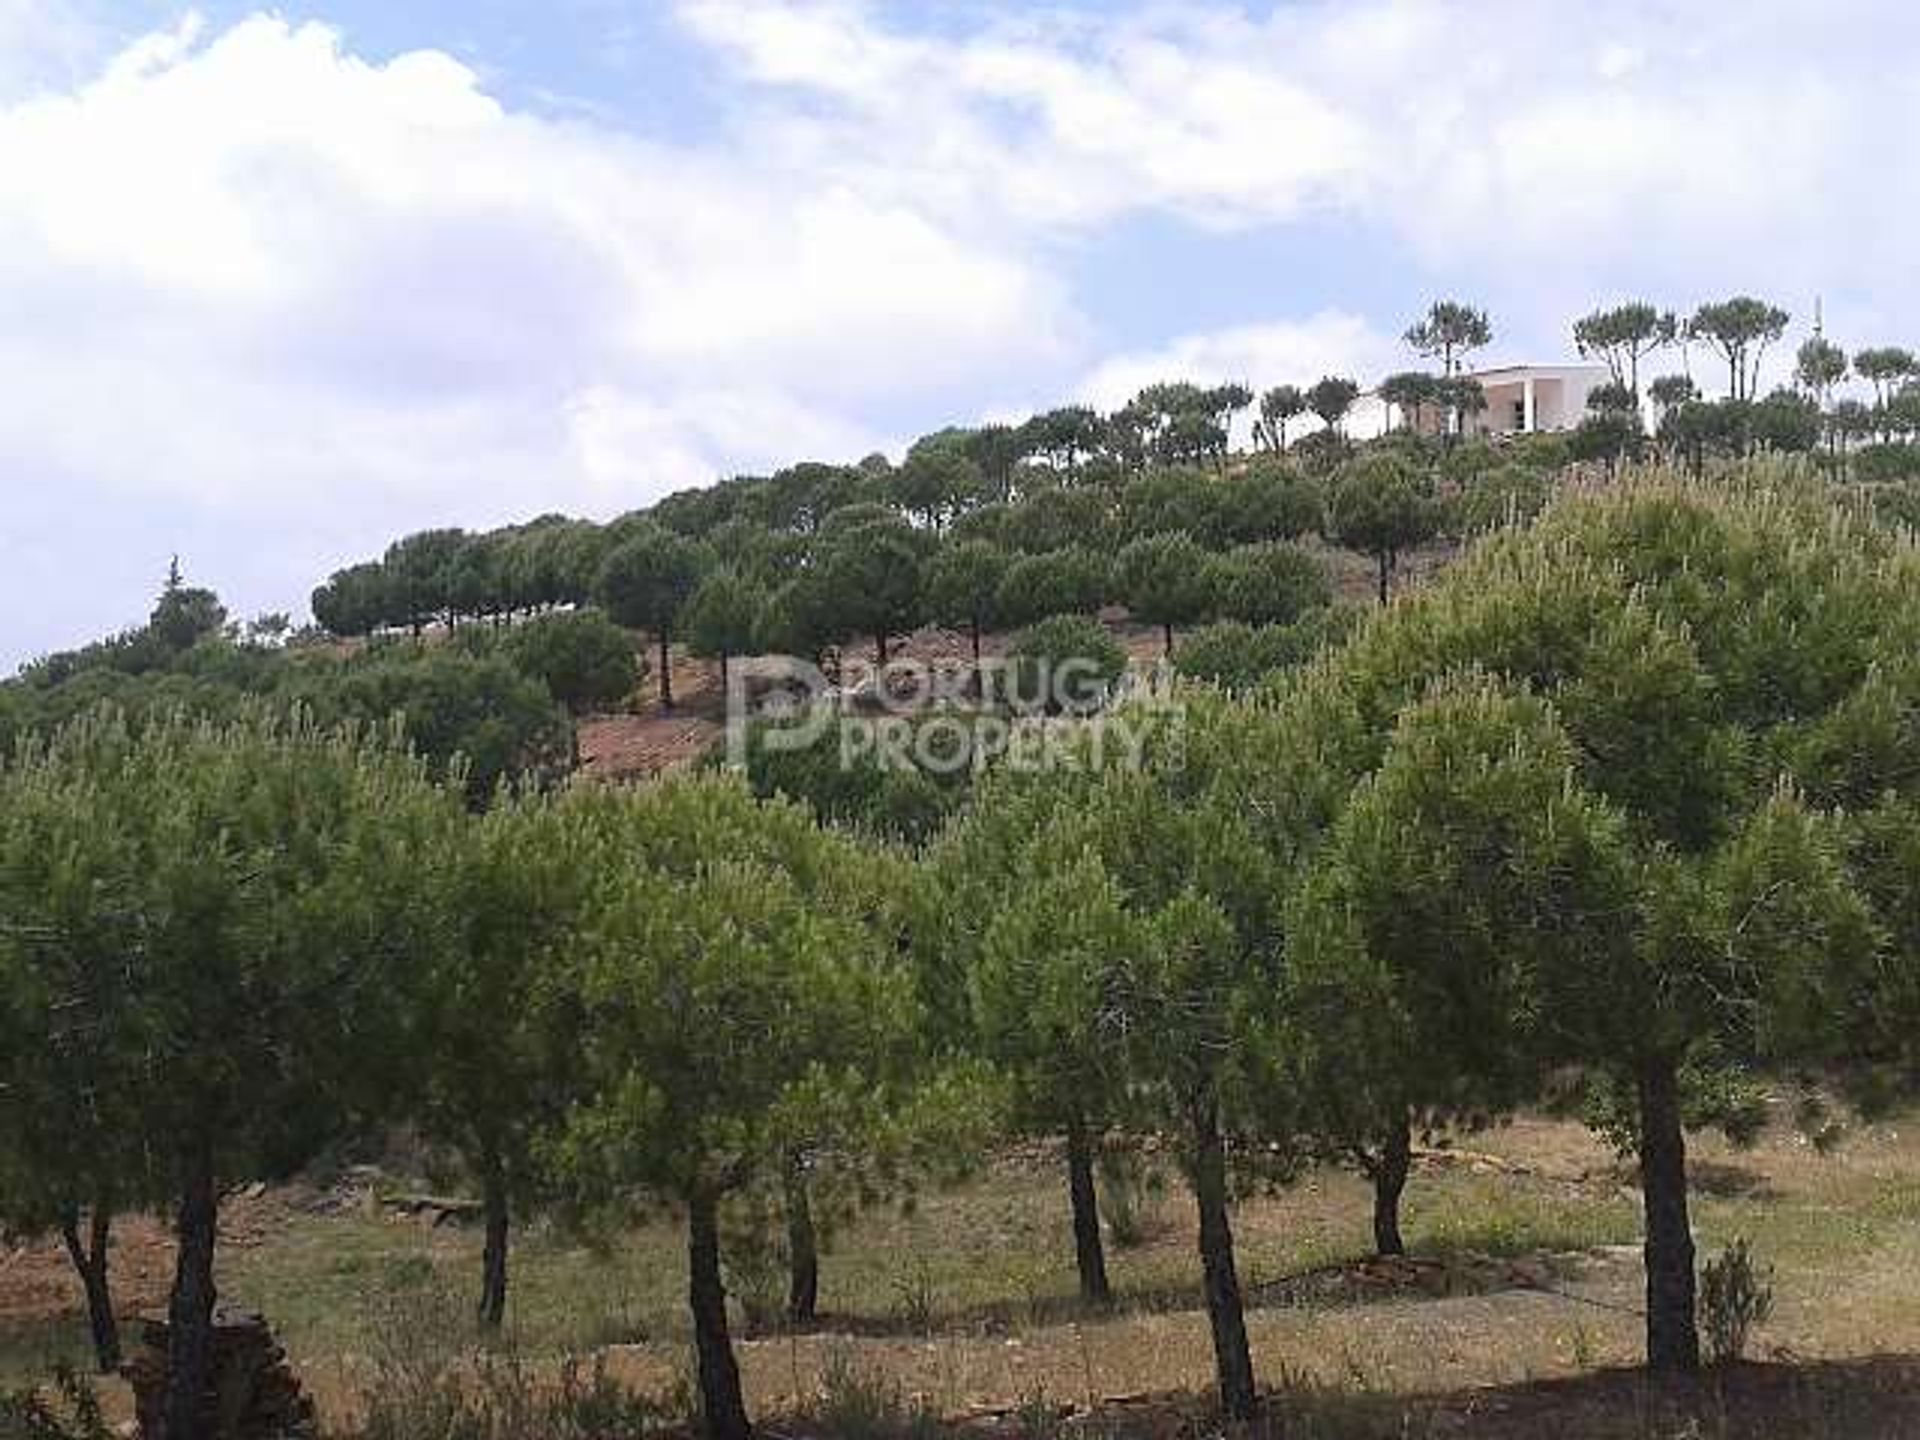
(758, 1355, 1920, 1438)
(1685, 1160, 1783, 1201)
(772, 1244, 1612, 1342)
(1363, 1354, 1920, 1440)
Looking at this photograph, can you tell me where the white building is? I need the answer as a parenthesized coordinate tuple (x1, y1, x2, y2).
(1462, 363, 1611, 436)
(1371, 362, 1614, 439)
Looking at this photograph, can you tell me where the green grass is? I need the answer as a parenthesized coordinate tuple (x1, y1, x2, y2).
(1410, 1174, 1640, 1260)
(0, 1316, 93, 1388)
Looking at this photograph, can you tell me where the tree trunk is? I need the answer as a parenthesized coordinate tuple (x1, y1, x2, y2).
(1372, 1113, 1412, 1258)
(783, 1160, 819, 1325)
(969, 619, 983, 687)
(1162, 622, 1175, 658)
(1065, 1114, 1111, 1304)
(162, 1143, 219, 1440)
(1191, 1095, 1257, 1420)
(58, 1207, 120, 1373)
(1637, 1054, 1700, 1374)
(719, 650, 731, 699)
(658, 631, 675, 708)
(874, 631, 889, 667)
(688, 1191, 751, 1440)
(478, 1150, 510, 1331)
(1376, 551, 1391, 607)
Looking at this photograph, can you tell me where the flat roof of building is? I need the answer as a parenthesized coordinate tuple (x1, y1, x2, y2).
(1467, 363, 1609, 381)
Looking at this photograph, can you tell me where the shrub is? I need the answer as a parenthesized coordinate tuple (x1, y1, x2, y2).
(736, 712, 971, 846)
(1503, 431, 1572, 471)
(350, 1277, 682, 1440)
(1004, 614, 1128, 714)
(1174, 608, 1358, 692)
(353, 1352, 679, 1440)
(1288, 427, 1349, 476)
(1097, 1147, 1170, 1250)
(0, 1370, 114, 1440)
(1855, 443, 1920, 484)
(1115, 532, 1214, 646)
(994, 548, 1110, 629)
(502, 609, 642, 715)
(1871, 481, 1920, 535)
(1324, 452, 1441, 602)
(809, 1341, 942, 1440)
(1699, 1237, 1775, 1366)
(1451, 464, 1554, 537)
(1435, 435, 1500, 485)
(278, 644, 572, 801)
(1206, 542, 1332, 626)
(1216, 458, 1322, 543)
(1002, 488, 1115, 554)
(1118, 467, 1220, 540)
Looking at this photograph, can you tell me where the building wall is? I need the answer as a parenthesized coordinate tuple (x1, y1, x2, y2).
(1467, 367, 1609, 435)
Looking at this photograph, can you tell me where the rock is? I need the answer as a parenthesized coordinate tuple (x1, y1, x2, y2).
(1509, 1259, 1552, 1289)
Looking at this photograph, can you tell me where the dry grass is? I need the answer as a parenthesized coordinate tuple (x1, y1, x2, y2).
(10, 1109, 1920, 1436)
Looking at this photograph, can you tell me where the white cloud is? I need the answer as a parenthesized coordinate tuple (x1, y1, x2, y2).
(0, 0, 107, 98)
(0, 14, 1073, 661)
(9, 0, 1920, 664)
(1075, 311, 1403, 441)
(679, 0, 1920, 324)
(676, 0, 1377, 231)
(1075, 311, 1400, 408)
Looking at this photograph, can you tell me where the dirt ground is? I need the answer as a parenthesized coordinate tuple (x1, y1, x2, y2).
(11, 1110, 1920, 1436)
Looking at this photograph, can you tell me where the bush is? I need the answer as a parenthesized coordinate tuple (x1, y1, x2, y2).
(1118, 467, 1220, 539)
(1450, 464, 1554, 537)
(1854, 443, 1920, 484)
(502, 609, 642, 715)
(1002, 488, 1115, 554)
(1115, 531, 1214, 643)
(0, 1370, 114, 1440)
(1503, 431, 1573, 471)
(808, 1341, 941, 1440)
(1873, 480, 1920, 533)
(1435, 435, 1500, 485)
(1217, 457, 1322, 544)
(1206, 542, 1332, 626)
(1173, 608, 1358, 692)
(1699, 1237, 1775, 1365)
(278, 644, 573, 802)
(1324, 453, 1441, 601)
(350, 1277, 683, 1440)
(1289, 427, 1350, 476)
(1097, 1147, 1170, 1249)
(1004, 614, 1127, 714)
(994, 548, 1110, 629)
(736, 712, 972, 846)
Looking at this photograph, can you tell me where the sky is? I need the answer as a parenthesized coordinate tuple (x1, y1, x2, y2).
(3, 0, 1918, 666)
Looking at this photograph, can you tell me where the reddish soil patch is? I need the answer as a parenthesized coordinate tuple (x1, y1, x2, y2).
(577, 614, 1172, 783)
(1, 1188, 290, 1347)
